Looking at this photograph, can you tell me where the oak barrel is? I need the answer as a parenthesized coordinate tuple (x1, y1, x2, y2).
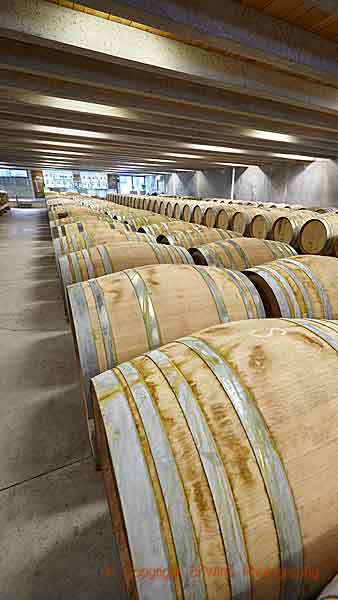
(190, 238, 297, 270)
(67, 264, 265, 454)
(53, 231, 156, 257)
(203, 206, 230, 229)
(158, 228, 239, 248)
(231, 208, 260, 236)
(138, 221, 204, 237)
(272, 212, 313, 247)
(299, 217, 338, 255)
(250, 210, 287, 240)
(59, 241, 193, 289)
(51, 220, 129, 239)
(244, 255, 338, 318)
(93, 317, 338, 600)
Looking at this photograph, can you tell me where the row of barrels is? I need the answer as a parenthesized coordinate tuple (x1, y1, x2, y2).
(48, 192, 338, 600)
(108, 192, 338, 256)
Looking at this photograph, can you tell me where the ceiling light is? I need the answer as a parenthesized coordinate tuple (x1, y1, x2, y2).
(272, 153, 317, 161)
(164, 152, 204, 159)
(215, 162, 255, 167)
(145, 159, 177, 163)
(185, 144, 246, 154)
(245, 130, 298, 143)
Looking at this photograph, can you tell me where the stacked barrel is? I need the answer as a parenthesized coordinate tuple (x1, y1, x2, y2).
(47, 191, 338, 600)
(108, 192, 338, 256)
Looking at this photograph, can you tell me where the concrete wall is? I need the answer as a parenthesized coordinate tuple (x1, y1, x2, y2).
(234, 160, 338, 207)
(164, 169, 232, 198)
(163, 160, 338, 207)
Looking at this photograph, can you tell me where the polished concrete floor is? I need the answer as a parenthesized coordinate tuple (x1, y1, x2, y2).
(0, 208, 125, 599)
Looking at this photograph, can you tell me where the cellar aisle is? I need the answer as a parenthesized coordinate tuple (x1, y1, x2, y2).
(0, 208, 124, 600)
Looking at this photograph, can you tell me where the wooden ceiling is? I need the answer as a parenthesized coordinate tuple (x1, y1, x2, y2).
(238, 1, 338, 42)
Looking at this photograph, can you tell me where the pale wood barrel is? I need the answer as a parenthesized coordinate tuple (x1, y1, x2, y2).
(299, 217, 338, 255)
(316, 574, 338, 599)
(93, 317, 338, 600)
(190, 238, 297, 270)
(126, 214, 171, 230)
(231, 209, 260, 236)
(308, 206, 338, 214)
(190, 203, 211, 225)
(272, 212, 313, 247)
(165, 202, 174, 217)
(181, 203, 193, 222)
(250, 209, 287, 240)
(172, 202, 183, 219)
(68, 264, 265, 455)
(244, 255, 338, 318)
(59, 241, 193, 290)
(53, 231, 156, 257)
(203, 206, 230, 229)
(51, 220, 130, 239)
(158, 228, 239, 248)
(138, 221, 204, 236)
(147, 198, 157, 212)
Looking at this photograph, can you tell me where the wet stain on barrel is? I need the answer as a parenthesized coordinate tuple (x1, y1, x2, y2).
(249, 344, 266, 372)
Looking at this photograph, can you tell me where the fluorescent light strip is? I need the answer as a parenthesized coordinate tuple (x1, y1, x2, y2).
(164, 152, 204, 159)
(245, 130, 298, 143)
(272, 153, 317, 161)
(185, 144, 246, 154)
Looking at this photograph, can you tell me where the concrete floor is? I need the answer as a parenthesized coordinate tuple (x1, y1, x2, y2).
(0, 208, 125, 599)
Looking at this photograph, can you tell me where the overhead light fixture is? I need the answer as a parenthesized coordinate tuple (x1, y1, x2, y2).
(272, 153, 317, 161)
(215, 162, 255, 167)
(245, 130, 298, 143)
(145, 159, 177, 163)
(185, 144, 246, 154)
(30, 124, 113, 140)
(164, 153, 204, 159)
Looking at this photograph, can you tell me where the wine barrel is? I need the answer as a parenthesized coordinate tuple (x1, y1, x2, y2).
(250, 210, 287, 240)
(68, 264, 265, 455)
(165, 202, 174, 218)
(53, 231, 156, 257)
(190, 203, 211, 225)
(308, 206, 338, 214)
(299, 217, 338, 255)
(172, 202, 183, 219)
(181, 203, 193, 222)
(59, 241, 193, 290)
(244, 255, 338, 318)
(250, 212, 275, 240)
(272, 212, 313, 247)
(158, 228, 239, 248)
(138, 221, 204, 237)
(231, 209, 260, 236)
(316, 574, 338, 599)
(203, 206, 229, 229)
(190, 238, 297, 270)
(93, 317, 338, 600)
(51, 220, 130, 239)
(125, 214, 171, 230)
